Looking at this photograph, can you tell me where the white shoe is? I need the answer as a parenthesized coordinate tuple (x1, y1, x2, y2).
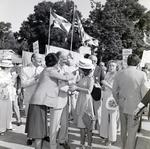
(76, 144, 85, 149)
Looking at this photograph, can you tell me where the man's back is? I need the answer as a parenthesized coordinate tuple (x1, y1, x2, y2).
(113, 66, 148, 115)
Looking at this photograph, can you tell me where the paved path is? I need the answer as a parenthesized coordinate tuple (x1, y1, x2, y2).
(0, 110, 150, 149)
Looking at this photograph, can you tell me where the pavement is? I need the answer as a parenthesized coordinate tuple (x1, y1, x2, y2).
(0, 109, 150, 149)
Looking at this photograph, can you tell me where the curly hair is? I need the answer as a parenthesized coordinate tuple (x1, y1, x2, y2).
(45, 53, 59, 67)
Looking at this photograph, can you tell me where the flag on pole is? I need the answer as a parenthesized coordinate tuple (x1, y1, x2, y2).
(84, 32, 99, 47)
(76, 13, 99, 46)
(50, 11, 71, 33)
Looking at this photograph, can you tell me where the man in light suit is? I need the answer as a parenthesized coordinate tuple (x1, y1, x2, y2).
(56, 51, 72, 149)
(112, 54, 148, 149)
(21, 53, 44, 145)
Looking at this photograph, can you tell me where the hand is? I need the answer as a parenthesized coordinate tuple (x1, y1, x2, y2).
(72, 69, 78, 75)
(94, 82, 101, 88)
(133, 107, 141, 117)
(133, 107, 141, 120)
(69, 83, 77, 92)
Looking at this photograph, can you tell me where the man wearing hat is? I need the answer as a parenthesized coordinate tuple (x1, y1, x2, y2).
(0, 55, 14, 135)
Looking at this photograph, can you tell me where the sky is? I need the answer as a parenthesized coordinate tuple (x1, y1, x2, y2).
(0, 0, 150, 32)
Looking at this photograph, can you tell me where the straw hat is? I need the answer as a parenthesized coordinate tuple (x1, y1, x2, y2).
(0, 55, 14, 68)
(78, 58, 94, 69)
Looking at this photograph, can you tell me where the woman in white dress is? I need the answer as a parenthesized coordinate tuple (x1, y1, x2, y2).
(100, 60, 119, 146)
(0, 56, 14, 135)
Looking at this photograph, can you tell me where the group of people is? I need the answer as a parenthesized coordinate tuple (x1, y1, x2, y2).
(0, 55, 22, 136)
(0, 51, 150, 149)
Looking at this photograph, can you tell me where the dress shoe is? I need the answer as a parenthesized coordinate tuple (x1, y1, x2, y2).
(59, 141, 70, 149)
(27, 138, 33, 145)
(44, 136, 50, 142)
(105, 140, 115, 146)
(7, 128, 15, 131)
(0, 132, 4, 136)
(75, 144, 85, 149)
(17, 121, 22, 126)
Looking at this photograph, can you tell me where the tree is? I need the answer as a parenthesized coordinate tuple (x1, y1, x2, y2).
(17, 0, 82, 54)
(85, 0, 150, 62)
(0, 22, 19, 51)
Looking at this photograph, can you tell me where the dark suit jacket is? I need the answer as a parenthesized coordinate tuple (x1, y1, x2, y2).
(141, 89, 150, 106)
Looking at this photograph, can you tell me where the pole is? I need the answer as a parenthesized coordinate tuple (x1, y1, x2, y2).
(70, 5, 76, 51)
(48, 7, 52, 53)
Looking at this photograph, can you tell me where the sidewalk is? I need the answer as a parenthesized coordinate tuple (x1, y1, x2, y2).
(0, 110, 150, 149)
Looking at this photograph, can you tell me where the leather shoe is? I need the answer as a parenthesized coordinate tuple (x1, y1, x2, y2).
(0, 132, 4, 136)
(17, 121, 22, 126)
(44, 136, 50, 142)
(27, 138, 33, 145)
(59, 141, 70, 149)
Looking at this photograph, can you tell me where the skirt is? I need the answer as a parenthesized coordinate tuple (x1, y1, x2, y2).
(25, 104, 47, 139)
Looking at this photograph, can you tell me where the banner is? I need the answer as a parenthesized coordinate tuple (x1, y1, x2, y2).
(140, 50, 150, 67)
(33, 41, 39, 54)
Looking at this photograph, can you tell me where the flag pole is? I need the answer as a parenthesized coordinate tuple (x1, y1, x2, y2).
(70, 5, 76, 51)
(48, 7, 52, 53)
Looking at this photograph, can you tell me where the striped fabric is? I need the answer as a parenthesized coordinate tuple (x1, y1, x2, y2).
(76, 13, 98, 46)
(50, 11, 71, 33)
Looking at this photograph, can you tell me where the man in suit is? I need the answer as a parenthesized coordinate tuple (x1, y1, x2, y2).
(112, 54, 148, 149)
(21, 53, 44, 145)
(56, 51, 72, 149)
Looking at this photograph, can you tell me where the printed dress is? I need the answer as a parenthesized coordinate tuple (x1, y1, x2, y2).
(75, 75, 94, 128)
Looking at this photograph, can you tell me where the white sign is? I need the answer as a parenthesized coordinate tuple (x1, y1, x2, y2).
(33, 41, 39, 54)
(140, 50, 150, 67)
(122, 49, 132, 64)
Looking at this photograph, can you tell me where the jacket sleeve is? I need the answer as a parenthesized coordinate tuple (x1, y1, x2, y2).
(112, 75, 119, 104)
(141, 89, 150, 106)
(21, 68, 37, 88)
(48, 69, 74, 81)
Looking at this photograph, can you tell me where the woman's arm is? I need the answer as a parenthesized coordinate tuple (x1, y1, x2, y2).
(70, 77, 94, 94)
(48, 68, 75, 81)
(101, 80, 112, 90)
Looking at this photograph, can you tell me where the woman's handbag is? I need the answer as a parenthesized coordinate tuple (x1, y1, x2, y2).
(91, 85, 101, 101)
(106, 97, 118, 111)
(82, 108, 96, 130)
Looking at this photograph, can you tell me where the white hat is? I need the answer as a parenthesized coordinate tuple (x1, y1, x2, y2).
(0, 55, 14, 68)
(78, 58, 94, 69)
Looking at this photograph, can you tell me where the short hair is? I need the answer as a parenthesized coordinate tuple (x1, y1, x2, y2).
(56, 51, 62, 59)
(31, 53, 41, 62)
(127, 54, 140, 66)
(84, 53, 90, 59)
(88, 55, 98, 63)
(31, 53, 35, 62)
(45, 53, 59, 67)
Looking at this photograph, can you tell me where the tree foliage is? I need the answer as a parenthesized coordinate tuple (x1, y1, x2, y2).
(2, 0, 150, 60)
(17, 0, 82, 54)
(85, 0, 150, 62)
(0, 21, 28, 55)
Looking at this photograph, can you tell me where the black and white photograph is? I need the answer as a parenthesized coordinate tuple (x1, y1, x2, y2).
(0, 0, 150, 149)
